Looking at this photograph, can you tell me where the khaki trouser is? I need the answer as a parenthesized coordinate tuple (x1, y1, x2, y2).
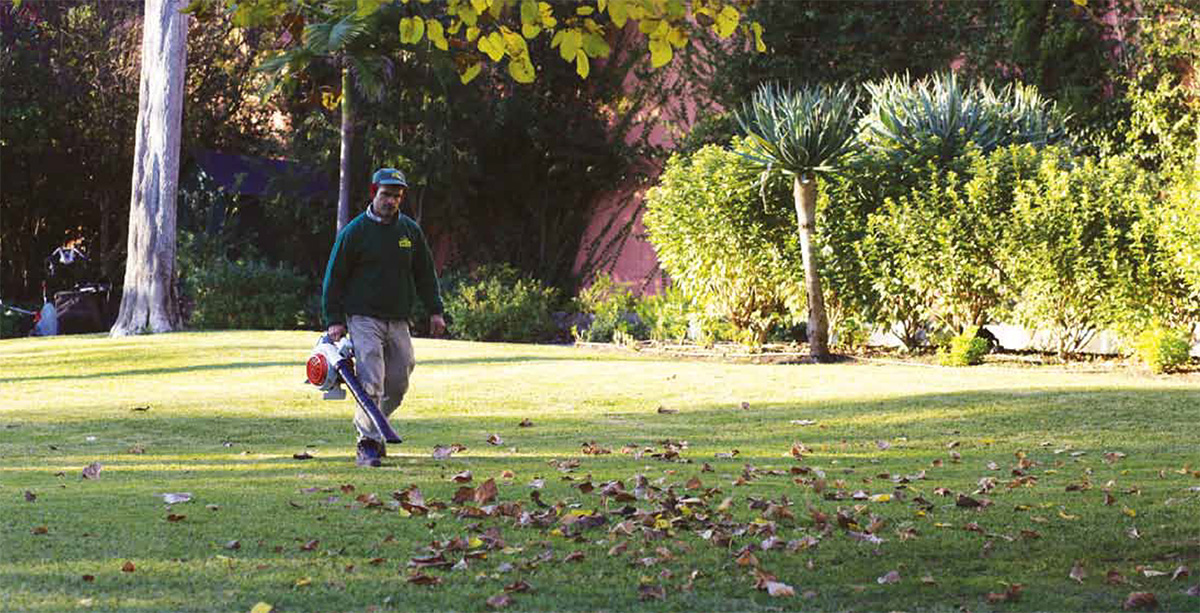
(347, 315, 415, 443)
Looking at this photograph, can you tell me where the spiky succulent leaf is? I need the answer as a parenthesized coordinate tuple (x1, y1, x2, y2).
(860, 72, 1067, 164)
(734, 82, 861, 178)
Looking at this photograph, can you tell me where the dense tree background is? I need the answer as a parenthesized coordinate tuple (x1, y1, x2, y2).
(1, 0, 1188, 327)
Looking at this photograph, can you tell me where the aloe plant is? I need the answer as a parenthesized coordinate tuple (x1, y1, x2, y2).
(860, 72, 1067, 164)
(735, 82, 861, 361)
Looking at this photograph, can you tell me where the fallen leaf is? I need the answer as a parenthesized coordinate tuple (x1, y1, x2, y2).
(921, 574, 937, 585)
(485, 594, 512, 608)
(1143, 568, 1169, 578)
(82, 462, 102, 479)
(300, 539, 319, 551)
(986, 584, 1023, 603)
(81, 574, 95, 582)
(790, 442, 809, 459)
(294, 577, 311, 588)
(1172, 566, 1190, 581)
(500, 470, 515, 479)
(765, 580, 795, 597)
(956, 494, 984, 508)
(1186, 584, 1200, 597)
(432, 445, 456, 460)
(876, 440, 892, 451)
(250, 603, 273, 613)
(791, 419, 817, 426)
(848, 531, 885, 545)
(740, 401, 750, 410)
(407, 572, 443, 586)
(518, 419, 533, 427)
(1123, 592, 1158, 610)
(292, 452, 313, 460)
(160, 493, 193, 504)
(131, 406, 150, 412)
(410, 556, 451, 571)
(1127, 527, 1141, 539)
(127, 445, 145, 454)
(1070, 561, 1087, 583)
(224, 540, 241, 550)
(735, 550, 759, 567)
(638, 584, 666, 601)
(32, 526, 48, 535)
(121, 561, 135, 573)
(166, 514, 186, 522)
(24, 491, 35, 502)
(656, 406, 677, 414)
(475, 478, 498, 504)
(564, 551, 585, 563)
(486, 434, 503, 446)
(878, 570, 901, 584)
(504, 580, 532, 593)
(451, 470, 473, 483)
(1107, 570, 1127, 584)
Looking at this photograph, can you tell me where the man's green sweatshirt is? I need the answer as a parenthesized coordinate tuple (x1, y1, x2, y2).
(321, 210, 443, 327)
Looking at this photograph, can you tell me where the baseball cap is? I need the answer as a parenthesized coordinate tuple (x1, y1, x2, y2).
(371, 167, 408, 187)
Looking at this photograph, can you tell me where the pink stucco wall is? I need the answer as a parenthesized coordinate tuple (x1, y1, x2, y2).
(572, 53, 722, 296)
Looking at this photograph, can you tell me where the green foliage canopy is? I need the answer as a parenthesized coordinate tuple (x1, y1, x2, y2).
(644, 143, 805, 345)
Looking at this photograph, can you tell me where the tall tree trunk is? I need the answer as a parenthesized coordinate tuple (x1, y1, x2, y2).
(337, 65, 355, 232)
(794, 175, 830, 361)
(111, 0, 187, 336)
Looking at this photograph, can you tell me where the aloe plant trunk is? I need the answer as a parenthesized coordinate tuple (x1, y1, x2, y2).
(794, 174, 830, 361)
(337, 64, 355, 232)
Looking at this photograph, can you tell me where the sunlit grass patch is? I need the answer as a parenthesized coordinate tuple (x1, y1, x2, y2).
(2, 331, 1198, 612)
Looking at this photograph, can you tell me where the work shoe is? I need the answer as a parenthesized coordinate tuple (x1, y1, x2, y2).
(356, 439, 384, 467)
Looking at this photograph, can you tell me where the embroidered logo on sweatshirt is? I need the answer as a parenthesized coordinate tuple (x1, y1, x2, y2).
(398, 237, 412, 249)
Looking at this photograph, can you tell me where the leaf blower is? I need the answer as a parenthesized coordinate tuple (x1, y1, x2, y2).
(305, 334, 403, 444)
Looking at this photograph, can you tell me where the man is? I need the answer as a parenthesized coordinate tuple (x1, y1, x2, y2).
(322, 167, 446, 467)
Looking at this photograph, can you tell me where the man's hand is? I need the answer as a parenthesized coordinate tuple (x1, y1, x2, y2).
(327, 323, 347, 342)
(429, 314, 446, 338)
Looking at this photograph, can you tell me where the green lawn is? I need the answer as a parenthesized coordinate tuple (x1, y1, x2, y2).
(2, 331, 1198, 612)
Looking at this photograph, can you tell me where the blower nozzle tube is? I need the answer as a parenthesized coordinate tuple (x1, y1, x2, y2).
(334, 358, 404, 444)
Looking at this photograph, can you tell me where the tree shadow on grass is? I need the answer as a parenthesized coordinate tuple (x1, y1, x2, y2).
(0, 356, 583, 384)
(0, 361, 299, 383)
(4, 386, 1197, 466)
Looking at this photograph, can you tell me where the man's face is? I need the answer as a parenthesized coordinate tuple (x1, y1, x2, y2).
(372, 185, 405, 218)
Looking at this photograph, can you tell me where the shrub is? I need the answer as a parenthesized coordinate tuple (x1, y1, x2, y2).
(1004, 149, 1158, 356)
(1157, 167, 1200, 295)
(644, 143, 805, 346)
(635, 284, 693, 343)
(574, 273, 645, 343)
(1133, 326, 1192, 374)
(443, 264, 559, 342)
(188, 258, 311, 330)
(938, 327, 989, 366)
(1, 305, 36, 339)
(870, 144, 1045, 335)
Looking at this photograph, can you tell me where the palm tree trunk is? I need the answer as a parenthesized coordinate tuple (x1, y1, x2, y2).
(337, 64, 354, 232)
(794, 175, 830, 361)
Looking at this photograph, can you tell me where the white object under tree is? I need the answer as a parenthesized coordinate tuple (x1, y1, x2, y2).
(111, 0, 188, 336)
